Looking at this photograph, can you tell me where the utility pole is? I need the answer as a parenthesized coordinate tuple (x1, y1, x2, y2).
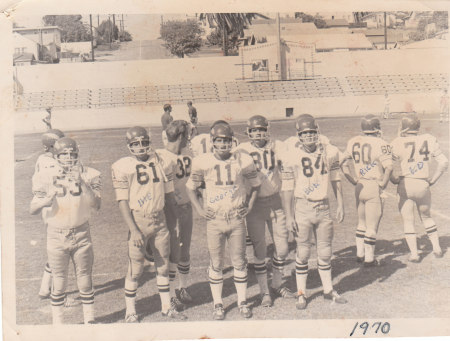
(384, 12, 388, 50)
(108, 15, 112, 49)
(97, 15, 99, 27)
(113, 14, 116, 41)
(89, 14, 95, 61)
(276, 13, 283, 80)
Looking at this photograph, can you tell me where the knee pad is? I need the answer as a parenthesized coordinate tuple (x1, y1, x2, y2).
(296, 246, 311, 265)
(317, 246, 332, 265)
(76, 275, 93, 294)
(129, 261, 144, 281)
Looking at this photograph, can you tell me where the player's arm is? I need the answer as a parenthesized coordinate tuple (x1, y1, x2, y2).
(428, 148, 449, 186)
(29, 173, 55, 215)
(186, 160, 215, 220)
(79, 169, 101, 210)
(280, 161, 298, 234)
(330, 152, 344, 223)
(342, 141, 358, 185)
(239, 154, 261, 217)
(112, 164, 144, 248)
(378, 148, 393, 189)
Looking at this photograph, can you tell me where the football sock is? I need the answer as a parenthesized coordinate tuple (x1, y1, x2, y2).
(157, 275, 171, 313)
(51, 292, 66, 324)
(124, 279, 138, 315)
(80, 290, 95, 323)
(271, 256, 284, 289)
(295, 259, 308, 296)
(364, 237, 376, 263)
(254, 259, 269, 295)
(39, 263, 52, 297)
(208, 268, 223, 306)
(318, 262, 333, 294)
(425, 225, 441, 253)
(234, 268, 248, 304)
(177, 262, 190, 289)
(169, 262, 177, 298)
(355, 229, 365, 258)
(405, 233, 419, 257)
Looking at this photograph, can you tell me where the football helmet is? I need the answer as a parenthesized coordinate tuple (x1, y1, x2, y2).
(247, 115, 270, 141)
(42, 129, 64, 152)
(210, 123, 234, 153)
(53, 137, 79, 170)
(126, 126, 152, 156)
(296, 114, 319, 145)
(361, 114, 381, 135)
(400, 113, 420, 135)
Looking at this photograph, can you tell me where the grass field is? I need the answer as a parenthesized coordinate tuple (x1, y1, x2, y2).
(14, 116, 450, 325)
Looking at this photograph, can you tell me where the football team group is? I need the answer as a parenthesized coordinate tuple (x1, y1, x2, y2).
(29, 109, 448, 324)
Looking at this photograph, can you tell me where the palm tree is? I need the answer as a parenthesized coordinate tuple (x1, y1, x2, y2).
(199, 13, 268, 56)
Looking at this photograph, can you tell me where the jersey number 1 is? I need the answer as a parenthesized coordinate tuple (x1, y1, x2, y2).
(136, 163, 160, 185)
(214, 164, 234, 185)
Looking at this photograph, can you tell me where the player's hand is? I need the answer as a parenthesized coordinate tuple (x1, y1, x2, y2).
(427, 178, 435, 186)
(286, 216, 298, 235)
(336, 205, 344, 223)
(237, 205, 249, 218)
(130, 230, 144, 248)
(199, 207, 216, 220)
(376, 179, 386, 190)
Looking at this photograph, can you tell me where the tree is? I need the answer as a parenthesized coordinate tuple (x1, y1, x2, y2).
(43, 15, 91, 42)
(160, 20, 203, 58)
(295, 12, 326, 28)
(206, 27, 241, 55)
(97, 20, 119, 44)
(199, 13, 268, 56)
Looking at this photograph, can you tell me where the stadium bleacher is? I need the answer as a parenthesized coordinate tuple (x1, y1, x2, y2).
(14, 74, 448, 111)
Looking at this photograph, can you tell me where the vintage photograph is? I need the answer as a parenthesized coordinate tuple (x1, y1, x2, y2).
(3, 3, 450, 340)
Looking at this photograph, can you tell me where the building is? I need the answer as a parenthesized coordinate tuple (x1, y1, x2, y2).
(243, 18, 319, 41)
(60, 42, 93, 63)
(13, 26, 61, 63)
(13, 52, 36, 66)
(362, 29, 408, 49)
(324, 19, 349, 28)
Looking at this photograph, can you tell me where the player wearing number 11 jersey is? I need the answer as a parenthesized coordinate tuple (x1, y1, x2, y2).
(390, 114, 448, 261)
(112, 126, 185, 322)
(344, 115, 393, 267)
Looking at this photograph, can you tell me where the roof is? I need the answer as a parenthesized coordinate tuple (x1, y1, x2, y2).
(400, 38, 448, 49)
(324, 19, 349, 27)
(367, 32, 407, 44)
(13, 52, 35, 62)
(244, 22, 318, 38)
(271, 33, 374, 50)
(13, 26, 61, 32)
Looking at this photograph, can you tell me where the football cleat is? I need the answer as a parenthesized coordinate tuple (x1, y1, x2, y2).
(53, 137, 79, 171)
(433, 250, 444, 258)
(296, 294, 307, 310)
(363, 259, 383, 268)
(260, 293, 273, 307)
(408, 254, 421, 263)
(247, 115, 270, 142)
(356, 256, 364, 263)
(177, 288, 193, 305)
(162, 306, 187, 320)
(125, 313, 139, 323)
(126, 126, 152, 157)
(361, 114, 381, 136)
(213, 303, 225, 320)
(272, 286, 297, 299)
(171, 296, 186, 311)
(323, 290, 347, 304)
(238, 301, 252, 318)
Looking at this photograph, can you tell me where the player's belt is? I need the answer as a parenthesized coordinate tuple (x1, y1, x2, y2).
(49, 221, 89, 233)
(257, 193, 279, 202)
(213, 208, 240, 220)
(295, 197, 329, 209)
(132, 209, 163, 220)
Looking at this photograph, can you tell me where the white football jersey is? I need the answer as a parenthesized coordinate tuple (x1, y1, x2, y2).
(281, 144, 341, 201)
(234, 140, 284, 197)
(284, 134, 331, 153)
(32, 164, 101, 229)
(190, 133, 240, 157)
(186, 151, 261, 212)
(345, 135, 392, 181)
(111, 153, 174, 215)
(156, 147, 192, 205)
(391, 134, 444, 179)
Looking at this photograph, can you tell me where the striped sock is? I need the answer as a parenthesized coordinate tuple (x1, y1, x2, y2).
(51, 292, 66, 324)
(177, 262, 190, 289)
(355, 229, 365, 258)
(295, 260, 308, 296)
(80, 290, 95, 324)
(169, 262, 177, 298)
(318, 262, 332, 294)
(271, 256, 284, 289)
(124, 279, 138, 316)
(254, 260, 269, 295)
(157, 276, 170, 313)
(364, 236, 377, 263)
(234, 268, 248, 304)
(425, 225, 441, 253)
(208, 268, 223, 306)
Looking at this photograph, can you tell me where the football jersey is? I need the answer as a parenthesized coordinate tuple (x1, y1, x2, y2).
(156, 147, 192, 205)
(345, 135, 392, 180)
(32, 164, 101, 229)
(190, 133, 240, 157)
(281, 144, 341, 201)
(284, 134, 330, 152)
(391, 134, 444, 179)
(186, 151, 261, 212)
(34, 152, 57, 173)
(234, 140, 284, 198)
(111, 153, 174, 215)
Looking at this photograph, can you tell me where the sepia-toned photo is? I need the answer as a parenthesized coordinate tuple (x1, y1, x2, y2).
(2, 1, 450, 340)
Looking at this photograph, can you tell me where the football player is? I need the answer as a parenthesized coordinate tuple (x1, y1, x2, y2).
(281, 114, 346, 310)
(32, 129, 65, 299)
(190, 120, 239, 157)
(30, 137, 101, 324)
(111, 126, 186, 322)
(186, 122, 261, 320)
(284, 114, 330, 152)
(235, 115, 296, 307)
(155, 120, 194, 306)
(390, 113, 448, 261)
(344, 115, 393, 267)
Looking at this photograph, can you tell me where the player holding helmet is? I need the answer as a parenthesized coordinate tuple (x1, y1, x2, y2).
(390, 113, 448, 261)
(235, 115, 296, 307)
(281, 114, 346, 310)
(32, 129, 65, 299)
(155, 120, 195, 306)
(344, 115, 393, 267)
(186, 122, 261, 320)
(30, 137, 101, 324)
(111, 126, 186, 322)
